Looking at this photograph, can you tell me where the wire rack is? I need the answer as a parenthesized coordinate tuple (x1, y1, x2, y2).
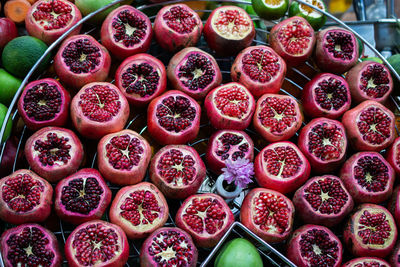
(1, 0, 400, 266)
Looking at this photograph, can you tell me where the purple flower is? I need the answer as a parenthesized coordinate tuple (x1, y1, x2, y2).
(221, 158, 254, 189)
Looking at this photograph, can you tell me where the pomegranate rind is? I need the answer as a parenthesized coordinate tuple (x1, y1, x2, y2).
(109, 182, 169, 239)
(390, 242, 400, 267)
(150, 145, 206, 199)
(65, 220, 129, 267)
(386, 137, 400, 177)
(240, 188, 295, 243)
(388, 186, 400, 229)
(0, 169, 53, 225)
(342, 257, 391, 267)
(101, 5, 153, 60)
(18, 78, 71, 131)
(54, 168, 111, 225)
(97, 129, 151, 186)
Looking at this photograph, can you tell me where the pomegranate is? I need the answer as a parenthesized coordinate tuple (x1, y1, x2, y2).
(0, 18, 18, 50)
(18, 78, 71, 130)
(25, 0, 82, 45)
(24, 126, 84, 182)
(240, 188, 295, 243)
(314, 27, 359, 74)
(0, 169, 52, 225)
(0, 223, 61, 267)
(342, 257, 391, 267)
(269, 16, 316, 66)
(253, 94, 303, 142)
(54, 168, 111, 225)
(344, 204, 397, 258)
(293, 175, 354, 227)
(150, 145, 206, 199)
(342, 100, 395, 152)
(390, 242, 400, 267)
(301, 73, 351, 119)
(70, 82, 130, 139)
(346, 61, 393, 104)
(386, 137, 400, 177)
(167, 47, 222, 100)
(140, 227, 198, 267)
(109, 182, 169, 239)
(206, 130, 254, 175)
(175, 193, 234, 248)
(147, 90, 201, 145)
(115, 53, 166, 107)
(388, 185, 400, 228)
(204, 5, 255, 56)
(65, 220, 129, 267)
(254, 141, 310, 194)
(0, 137, 19, 177)
(101, 5, 153, 60)
(97, 129, 151, 185)
(54, 34, 111, 89)
(153, 3, 202, 52)
(231, 46, 287, 98)
(286, 224, 343, 267)
(298, 117, 347, 174)
(204, 82, 255, 130)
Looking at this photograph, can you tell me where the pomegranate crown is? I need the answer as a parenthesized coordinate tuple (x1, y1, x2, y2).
(221, 158, 254, 188)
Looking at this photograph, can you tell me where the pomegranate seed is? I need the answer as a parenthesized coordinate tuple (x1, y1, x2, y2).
(277, 19, 313, 55)
(163, 6, 197, 34)
(264, 145, 302, 178)
(358, 210, 392, 245)
(242, 48, 281, 83)
(112, 9, 148, 47)
(105, 134, 144, 170)
(307, 122, 344, 161)
(177, 53, 215, 91)
(214, 9, 251, 38)
(360, 64, 390, 98)
(34, 132, 72, 167)
(214, 85, 250, 118)
(33, 0, 73, 30)
(315, 77, 349, 111)
(215, 132, 249, 161)
(62, 38, 101, 74)
(121, 63, 160, 97)
(324, 31, 354, 60)
(357, 106, 392, 145)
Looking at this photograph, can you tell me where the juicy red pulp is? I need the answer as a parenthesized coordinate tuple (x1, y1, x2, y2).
(264, 145, 301, 177)
(307, 123, 344, 161)
(121, 62, 160, 97)
(357, 210, 393, 245)
(215, 133, 249, 161)
(277, 19, 313, 55)
(314, 77, 349, 111)
(34, 132, 72, 167)
(163, 5, 198, 33)
(111, 9, 148, 47)
(354, 155, 389, 192)
(213, 9, 251, 38)
(242, 48, 280, 83)
(32, 0, 73, 30)
(360, 64, 391, 98)
(214, 85, 250, 118)
(62, 38, 101, 73)
(106, 134, 144, 170)
(178, 53, 215, 91)
(325, 31, 355, 60)
(357, 107, 391, 145)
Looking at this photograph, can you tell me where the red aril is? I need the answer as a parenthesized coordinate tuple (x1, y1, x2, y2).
(342, 257, 390, 267)
(388, 186, 400, 229)
(386, 137, 400, 177)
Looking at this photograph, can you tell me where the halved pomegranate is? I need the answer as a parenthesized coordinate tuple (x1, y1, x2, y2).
(293, 175, 354, 227)
(254, 141, 310, 194)
(342, 257, 391, 267)
(54, 34, 111, 89)
(70, 82, 130, 139)
(0, 169, 52, 225)
(24, 126, 84, 182)
(25, 0, 82, 45)
(115, 53, 166, 107)
(390, 242, 400, 267)
(344, 204, 398, 258)
(298, 118, 347, 174)
(175, 193, 234, 248)
(204, 82, 255, 130)
(286, 224, 343, 267)
(150, 145, 206, 199)
(147, 90, 201, 145)
(204, 5, 255, 56)
(389, 186, 400, 229)
(301, 73, 351, 119)
(97, 129, 151, 185)
(0, 224, 61, 267)
(18, 78, 71, 131)
(253, 93, 303, 142)
(231, 46, 287, 98)
(386, 137, 400, 177)
(342, 100, 395, 152)
(153, 3, 202, 52)
(65, 220, 129, 267)
(206, 130, 254, 175)
(240, 188, 295, 243)
(101, 5, 153, 60)
(167, 47, 222, 100)
(109, 182, 169, 239)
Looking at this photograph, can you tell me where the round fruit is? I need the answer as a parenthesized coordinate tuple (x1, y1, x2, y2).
(18, 78, 71, 130)
(150, 145, 206, 199)
(240, 188, 295, 243)
(167, 47, 222, 100)
(0, 68, 22, 106)
(385, 136, 400, 177)
(204, 82, 255, 130)
(115, 53, 167, 107)
(0, 103, 12, 142)
(342, 257, 391, 267)
(175, 193, 234, 248)
(65, 220, 129, 267)
(25, 126, 84, 182)
(231, 46, 287, 97)
(0, 18, 18, 50)
(255, 141, 310, 194)
(388, 186, 400, 229)
(75, 0, 120, 24)
(0, 223, 61, 267)
(252, 0, 289, 20)
(344, 204, 397, 258)
(0, 137, 18, 177)
(390, 242, 400, 267)
(215, 238, 263, 267)
(109, 182, 169, 239)
(288, 0, 327, 30)
(140, 227, 198, 267)
(253, 93, 303, 142)
(301, 73, 351, 119)
(54, 34, 111, 89)
(147, 90, 201, 145)
(70, 82, 130, 139)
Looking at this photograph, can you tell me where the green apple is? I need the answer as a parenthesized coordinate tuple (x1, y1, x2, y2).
(215, 238, 263, 267)
(0, 68, 22, 106)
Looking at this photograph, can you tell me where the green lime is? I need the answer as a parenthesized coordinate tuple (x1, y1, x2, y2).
(0, 103, 12, 143)
(252, 0, 289, 20)
(360, 57, 383, 63)
(0, 69, 22, 106)
(2, 36, 51, 79)
(357, 36, 364, 57)
(387, 54, 400, 93)
(215, 238, 263, 267)
(288, 0, 327, 30)
(75, 0, 121, 24)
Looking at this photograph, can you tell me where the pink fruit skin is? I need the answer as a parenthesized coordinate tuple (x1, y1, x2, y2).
(0, 137, 18, 177)
(0, 18, 18, 50)
(389, 186, 400, 229)
(342, 257, 391, 267)
(385, 136, 400, 178)
(390, 242, 400, 267)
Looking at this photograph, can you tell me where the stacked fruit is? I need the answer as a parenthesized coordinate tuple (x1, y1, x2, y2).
(0, 0, 399, 267)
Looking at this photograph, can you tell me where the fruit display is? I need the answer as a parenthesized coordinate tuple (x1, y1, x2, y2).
(1, 0, 400, 266)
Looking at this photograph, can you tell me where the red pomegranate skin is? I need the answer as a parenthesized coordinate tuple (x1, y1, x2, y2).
(389, 186, 400, 229)
(390, 242, 400, 267)
(0, 18, 18, 50)
(386, 136, 400, 178)
(342, 257, 391, 267)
